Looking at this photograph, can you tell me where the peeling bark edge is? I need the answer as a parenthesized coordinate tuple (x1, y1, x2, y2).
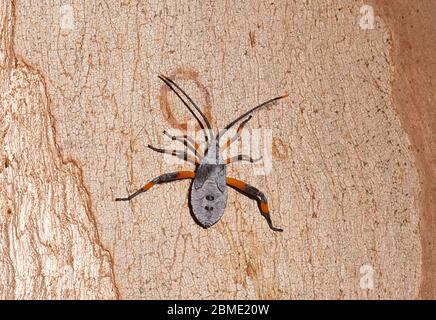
(368, 0, 436, 299)
(1, 0, 120, 299)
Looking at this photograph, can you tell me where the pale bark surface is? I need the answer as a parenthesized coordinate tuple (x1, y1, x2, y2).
(0, 1, 119, 299)
(1, 0, 433, 299)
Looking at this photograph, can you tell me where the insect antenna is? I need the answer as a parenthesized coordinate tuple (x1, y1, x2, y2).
(159, 75, 213, 143)
(216, 93, 289, 141)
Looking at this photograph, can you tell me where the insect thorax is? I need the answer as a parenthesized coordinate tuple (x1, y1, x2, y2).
(202, 138, 224, 165)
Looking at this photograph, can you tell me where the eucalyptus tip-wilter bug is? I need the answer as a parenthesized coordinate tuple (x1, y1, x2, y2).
(116, 75, 288, 232)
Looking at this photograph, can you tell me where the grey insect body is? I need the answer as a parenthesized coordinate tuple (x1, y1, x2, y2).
(116, 75, 288, 232)
(191, 163, 227, 227)
(190, 137, 227, 227)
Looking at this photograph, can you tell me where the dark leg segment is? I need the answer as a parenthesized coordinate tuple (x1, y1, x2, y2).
(221, 115, 252, 151)
(225, 154, 262, 164)
(148, 144, 199, 165)
(163, 130, 204, 159)
(115, 171, 195, 201)
(226, 177, 283, 232)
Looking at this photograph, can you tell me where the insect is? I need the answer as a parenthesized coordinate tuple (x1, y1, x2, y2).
(116, 75, 288, 232)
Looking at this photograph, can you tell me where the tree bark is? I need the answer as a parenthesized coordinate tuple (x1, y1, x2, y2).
(1, 0, 434, 299)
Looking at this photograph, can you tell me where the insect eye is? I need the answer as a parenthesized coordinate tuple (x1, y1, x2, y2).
(206, 195, 215, 201)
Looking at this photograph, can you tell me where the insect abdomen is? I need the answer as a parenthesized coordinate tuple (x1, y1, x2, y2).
(190, 165, 227, 228)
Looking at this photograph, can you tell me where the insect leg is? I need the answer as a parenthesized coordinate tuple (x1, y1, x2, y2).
(226, 177, 283, 232)
(163, 130, 204, 159)
(225, 154, 262, 164)
(221, 115, 252, 151)
(147, 144, 200, 165)
(115, 171, 195, 201)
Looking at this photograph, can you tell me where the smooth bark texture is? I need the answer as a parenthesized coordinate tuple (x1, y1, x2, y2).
(1, 0, 434, 299)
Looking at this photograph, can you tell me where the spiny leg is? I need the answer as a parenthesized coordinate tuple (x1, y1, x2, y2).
(163, 130, 204, 159)
(226, 177, 283, 232)
(225, 154, 262, 165)
(115, 171, 195, 201)
(147, 144, 200, 165)
(221, 115, 252, 151)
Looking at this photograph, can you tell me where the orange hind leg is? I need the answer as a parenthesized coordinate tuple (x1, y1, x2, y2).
(226, 177, 283, 232)
(116, 171, 195, 201)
